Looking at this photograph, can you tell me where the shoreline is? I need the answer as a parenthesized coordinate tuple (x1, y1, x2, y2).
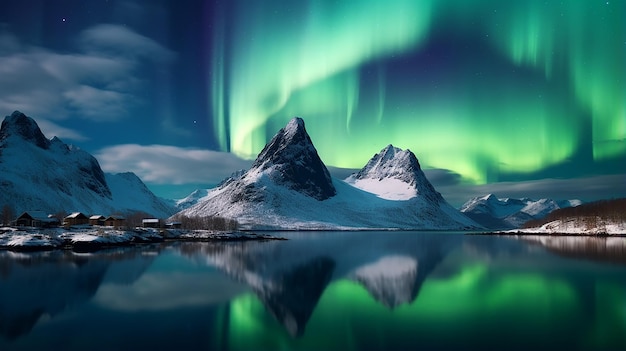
(0, 227, 287, 252)
(468, 231, 626, 237)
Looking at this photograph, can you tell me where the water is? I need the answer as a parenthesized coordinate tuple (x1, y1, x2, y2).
(1, 231, 625, 351)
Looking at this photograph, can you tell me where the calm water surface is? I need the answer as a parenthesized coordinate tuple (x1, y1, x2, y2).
(1, 232, 625, 350)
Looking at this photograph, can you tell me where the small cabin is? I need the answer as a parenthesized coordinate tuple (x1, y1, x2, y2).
(142, 218, 160, 228)
(165, 221, 182, 229)
(89, 215, 106, 226)
(105, 215, 126, 228)
(64, 212, 89, 226)
(15, 211, 60, 227)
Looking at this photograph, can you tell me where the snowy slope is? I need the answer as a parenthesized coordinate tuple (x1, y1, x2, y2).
(176, 117, 478, 230)
(174, 170, 248, 211)
(175, 189, 211, 210)
(0, 111, 175, 217)
(105, 172, 176, 218)
(460, 194, 581, 229)
(507, 218, 626, 235)
(345, 144, 439, 202)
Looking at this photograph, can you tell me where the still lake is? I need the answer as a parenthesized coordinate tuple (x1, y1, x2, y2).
(1, 231, 625, 351)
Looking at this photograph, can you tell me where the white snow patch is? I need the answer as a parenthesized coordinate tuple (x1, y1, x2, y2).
(345, 177, 417, 200)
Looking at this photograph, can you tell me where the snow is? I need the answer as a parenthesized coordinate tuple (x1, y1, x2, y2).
(0, 112, 176, 218)
(351, 255, 419, 308)
(461, 194, 581, 229)
(179, 158, 477, 230)
(344, 177, 417, 200)
(0, 226, 284, 251)
(0, 227, 157, 250)
(352, 255, 417, 279)
(176, 124, 479, 230)
(175, 189, 211, 210)
(504, 218, 626, 235)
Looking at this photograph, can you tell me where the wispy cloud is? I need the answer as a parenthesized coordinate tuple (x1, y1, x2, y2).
(95, 144, 252, 184)
(79, 24, 176, 63)
(0, 24, 174, 123)
(36, 119, 88, 141)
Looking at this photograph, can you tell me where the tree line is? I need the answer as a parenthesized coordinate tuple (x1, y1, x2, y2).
(169, 214, 239, 231)
(523, 198, 626, 228)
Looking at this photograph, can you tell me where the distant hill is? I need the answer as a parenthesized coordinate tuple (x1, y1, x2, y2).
(524, 198, 626, 234)
(460, 194, 581, 229)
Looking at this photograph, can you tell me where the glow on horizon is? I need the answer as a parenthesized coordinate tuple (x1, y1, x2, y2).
(210, 0, 625, 184)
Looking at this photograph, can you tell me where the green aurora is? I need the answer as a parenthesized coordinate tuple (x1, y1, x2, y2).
(216, 263, 626, 350)
(210, 0, 625, 184)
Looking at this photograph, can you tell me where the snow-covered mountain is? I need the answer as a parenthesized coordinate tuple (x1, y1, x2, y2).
(460, 194, 582, 229)
(175, 189, 211, 211)
(345, 144, 440, 202)
(105, 172, 176, 217)
(0, 111, 175, 217)
(176, 117, 478, 230)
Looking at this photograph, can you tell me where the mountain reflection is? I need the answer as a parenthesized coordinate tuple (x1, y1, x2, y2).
(176, 232, 458, 335)
(0, 246, 158, 340)
(517, 235, 626, 265)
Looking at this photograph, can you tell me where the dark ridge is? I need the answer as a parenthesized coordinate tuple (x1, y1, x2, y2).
(252, 117, 336, 200)
(0, 111, 50, 149)
(523, 198, 626, 228)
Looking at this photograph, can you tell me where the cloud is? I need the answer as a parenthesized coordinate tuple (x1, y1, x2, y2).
(0, 24, 173, 122)
(94, 271, 246, 311)
(36, 118, 88, 141)
(79, 24, 175, 63)
(424, 168, 463, 187)
(95, 144, 252, 184)
(63, 85, 133, 120)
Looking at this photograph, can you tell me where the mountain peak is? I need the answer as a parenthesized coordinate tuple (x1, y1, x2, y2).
(250, 117, 336, 200)
(347, 144, 442, 202)
(352, 144, 422, 182)
(283, 116, 306, 137)
(0, 111, 50, 149)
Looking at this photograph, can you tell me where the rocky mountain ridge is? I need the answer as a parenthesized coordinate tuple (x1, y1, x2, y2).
(0, 111, 175, 218)
(176, 117, 478, 230)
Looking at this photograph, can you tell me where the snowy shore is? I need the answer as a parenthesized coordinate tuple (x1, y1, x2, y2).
(496, 218, 626, 236)
(0, 227, 284, 251)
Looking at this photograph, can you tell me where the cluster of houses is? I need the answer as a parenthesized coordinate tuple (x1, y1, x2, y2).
(14, 211, 126, 228)
(11, 211, 181, 229)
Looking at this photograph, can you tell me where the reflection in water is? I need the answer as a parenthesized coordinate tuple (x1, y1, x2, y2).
(517, 235, 626, 264)
(0, 233, 625, 350)
(0, 246, 158, 340)
(177, 232, 457, 337)
(260, 256, 335, 336)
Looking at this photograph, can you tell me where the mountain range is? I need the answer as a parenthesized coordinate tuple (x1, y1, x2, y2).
(175, 117, 478, 230)
(460, 194, 582, 229)
(0, 111, 175, 218)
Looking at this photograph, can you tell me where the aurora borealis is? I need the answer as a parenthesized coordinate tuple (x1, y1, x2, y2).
(211, 0, 625, 185)
(0, 0, 623, 201)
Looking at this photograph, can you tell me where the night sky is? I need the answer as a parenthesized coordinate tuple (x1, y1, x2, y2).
(0, 0, 624, 205)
